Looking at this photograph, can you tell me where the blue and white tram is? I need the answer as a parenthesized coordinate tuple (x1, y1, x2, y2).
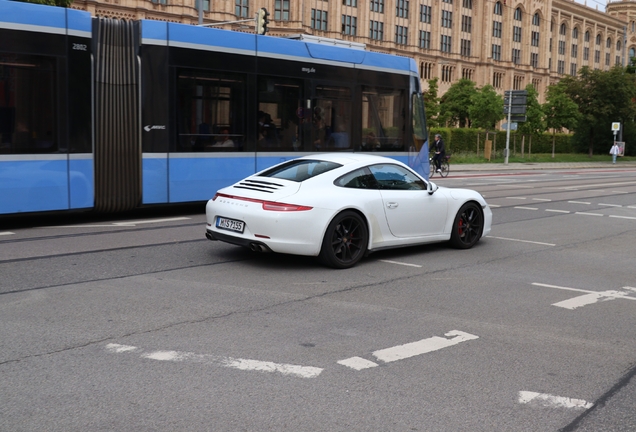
(0, 0, 428, 216)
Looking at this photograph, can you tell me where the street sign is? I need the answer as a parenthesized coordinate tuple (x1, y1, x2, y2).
(504, 105, 527, 115)
(504, 96, 527, 105)
(510, 115, 527, 122)
(505, 90, 528, 96)
(502, 122, 518, 131)
(611, 122, 621, 131)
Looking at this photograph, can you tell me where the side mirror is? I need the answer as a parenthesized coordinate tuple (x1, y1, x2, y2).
(427, 181, 438, 195)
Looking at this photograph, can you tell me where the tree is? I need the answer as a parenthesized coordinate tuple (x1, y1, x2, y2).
(542, 82, 580, 156)
(517, 84, 545, 137)
(15, 0, 72, 6)
(559, 66, 636, 156)
(468, 84, 503, 130)
(423, 78, 440, 129)
(438, 79, 477, 128)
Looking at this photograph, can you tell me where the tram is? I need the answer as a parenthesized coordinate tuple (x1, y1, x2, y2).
(0, 0, 428, 215)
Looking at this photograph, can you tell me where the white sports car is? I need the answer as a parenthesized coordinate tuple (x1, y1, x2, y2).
(205, 153, 492, 269)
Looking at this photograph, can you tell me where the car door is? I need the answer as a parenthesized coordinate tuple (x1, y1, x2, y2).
(369, 164, 448, 238)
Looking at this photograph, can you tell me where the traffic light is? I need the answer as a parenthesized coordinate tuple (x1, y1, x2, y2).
(256, 8, 269, 35)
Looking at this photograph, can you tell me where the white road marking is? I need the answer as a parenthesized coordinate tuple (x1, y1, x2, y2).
(598, 203, 622, 207)
(575, 212, 604, 216)
(514, 206, 538, 210)
(489, 204, 501, 208)
(488, 236, 555, 246)
(506, 197, 527, 200)
(545, 209, 570, 213)
(380, 260, 422, 268)
(611, 191, 629, 194)
(518, 391, 593, 410)
(532, 283, 636, 310)
(610, 215, 636, 220)
(337, 357, 379, 370)
(338, 330, 478, 371)
(628, 206, 636, 209)
(532, 198, 552, 201)
(0, 232, 15, 236)
(105, 344, 322, 378)
(56, 217, 191, 228)
(568, 201, 591, 204)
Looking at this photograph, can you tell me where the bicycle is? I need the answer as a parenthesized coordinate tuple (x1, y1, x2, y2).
(429, 154, 450, 178)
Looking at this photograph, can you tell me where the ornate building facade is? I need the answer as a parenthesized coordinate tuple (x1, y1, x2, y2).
(71, 0, 636, 101)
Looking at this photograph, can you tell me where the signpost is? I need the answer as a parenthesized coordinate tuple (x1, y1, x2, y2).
(504, 90, 527, 164)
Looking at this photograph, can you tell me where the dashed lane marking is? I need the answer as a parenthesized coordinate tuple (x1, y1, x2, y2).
(105, 344, 323, 379)
(598, 203, 622, 207)
(610, 215, 636, 220)
(532, 198, 552, 201)
(568, 201, 591, 204)
(0, 232, 15, 236)
(518, 391, 593, 410)
(532, 283, 636, 310)
(545, 209, 570, 213)
(514, 206, 538, 210)
(380, 260, 422, 268)
(506, 197, 527, 199)
(575, 212, 604, 216)
(488, 236, 555, 246)
(338, 330, 479, 371)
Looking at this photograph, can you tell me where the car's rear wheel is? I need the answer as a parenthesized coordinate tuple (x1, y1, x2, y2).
(319, 211, 368, 269)
(449, 202, 483, 249)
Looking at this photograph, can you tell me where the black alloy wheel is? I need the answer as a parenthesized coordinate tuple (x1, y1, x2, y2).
(319, 211, 368, 269)
(449, 202, 484, 249)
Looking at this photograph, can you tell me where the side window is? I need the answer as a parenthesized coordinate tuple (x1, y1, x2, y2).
(361, 86, 406, 151)
(335, 167, 379, 189)
(177, 70, 245, 152)
(368, 164, 426, 190)
(305, 85, 352, 151)
(258, 76, 303, 151)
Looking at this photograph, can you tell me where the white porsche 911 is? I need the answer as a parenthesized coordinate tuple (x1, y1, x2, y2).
(205, 153, 492, 269)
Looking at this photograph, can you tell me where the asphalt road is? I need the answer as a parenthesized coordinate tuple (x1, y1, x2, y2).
(1, 165, 635, 432)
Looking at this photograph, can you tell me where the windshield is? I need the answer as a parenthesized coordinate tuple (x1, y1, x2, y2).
(259, 159, 342, 182)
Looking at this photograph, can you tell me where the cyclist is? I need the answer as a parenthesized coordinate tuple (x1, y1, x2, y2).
(431, 133, 446, 174)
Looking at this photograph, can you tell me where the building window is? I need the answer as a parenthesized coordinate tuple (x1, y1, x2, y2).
(594, 50, 600, 63)
(421, 62, 434, 79)
(342, 15, 357, 35)
(513, 26, 522, 42)
(462, 15, 472, 33)
(630, 47, 636, 58)
(493, 21, 502, 38)
(462, 0, 472, 9)
(492, 44, 501, 60)
(513, 76, 524, 90)
(370, 20, 384, 40)
(370, 0, 384, 13)
(533, 13, 540, 26)
(462, 68, 474, 79)
(596, 34, 601, 45)
(531, 52, 539, 67)
(443, 0, 452, 3)
(572, 44, 578, 58)
(235, 0, 249, 17)
(441, 65, 454, 82)
(395, 25, 408, 44)
(558, 60, 565, 74)
(584, 47, 589, 60)
(573, 27, 579, 40)
(558, 40, 566, 55)
(493, 72, 503, 88)
(585, 31, 590, 42)
(514, 7, 522, 21)
(396, 0, 409, 18)
(560, 23, 567, 36)
(606, 52, 610, 66)
(617, 40, 622, 50)
(311, 9, 328, 31)
(531, 31, 540, 47)
(419, 30, 431, 49)
(343, 0, 357, 6)
(420, 5, 431, 23)
(512, 48, 521, 64)
(494, 1, 502, 15)
(606, 37, 612, 48)
(441, 35, 452, 52)
(532, 78, 541, 89)
(274, 0, 290, 20)
(570, 63, 577, 75)
(461, 39, 471, 56)
(442, 10, 453, 28)
(616, 55, 621, 65)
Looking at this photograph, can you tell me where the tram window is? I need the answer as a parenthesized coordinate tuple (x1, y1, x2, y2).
(176, 70, 245, 152)
(257, 77, 303, 152)
(307, 86, 352, 152)
(361, 87, 406, 151)
(0, 54, 57, 154)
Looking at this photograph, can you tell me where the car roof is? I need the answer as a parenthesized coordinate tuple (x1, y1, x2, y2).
(296, 153, 396, 166)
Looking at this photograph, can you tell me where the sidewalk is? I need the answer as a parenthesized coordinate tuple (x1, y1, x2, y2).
(451, 161, 636, 172)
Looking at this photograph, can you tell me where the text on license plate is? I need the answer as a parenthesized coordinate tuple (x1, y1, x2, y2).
(216, 217, 245, 233)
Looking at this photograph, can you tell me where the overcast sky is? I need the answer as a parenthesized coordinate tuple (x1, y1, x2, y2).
(575, 0, 607, 13)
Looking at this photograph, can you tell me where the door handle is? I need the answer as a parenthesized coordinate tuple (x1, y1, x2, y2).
(386, 202, 398, 209)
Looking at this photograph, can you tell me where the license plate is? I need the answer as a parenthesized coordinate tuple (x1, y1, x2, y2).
(216, 217, 245, 233)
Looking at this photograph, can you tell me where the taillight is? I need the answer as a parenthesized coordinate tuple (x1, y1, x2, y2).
(214, 193, 312, 211)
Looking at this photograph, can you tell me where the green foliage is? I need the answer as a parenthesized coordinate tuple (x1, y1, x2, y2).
(517, 84, 545, 137)
(15, 0, 72, 7)
(468, 85, 504, 130)
(423, 78, 440, 128)
(439, 79, 477, 128)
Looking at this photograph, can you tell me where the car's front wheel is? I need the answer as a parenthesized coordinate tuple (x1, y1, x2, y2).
(319, 211, 368, 269)
(449, 202, 483, 249)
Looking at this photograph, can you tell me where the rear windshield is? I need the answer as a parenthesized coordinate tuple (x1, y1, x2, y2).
(259, 160, 342, 182)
